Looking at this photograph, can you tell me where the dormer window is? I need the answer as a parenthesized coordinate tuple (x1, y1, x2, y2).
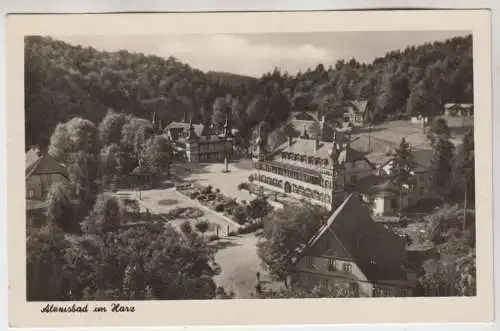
(342, 263, 352, 274)
(328, 256, 336, 271)
(369, 257, 376, 265)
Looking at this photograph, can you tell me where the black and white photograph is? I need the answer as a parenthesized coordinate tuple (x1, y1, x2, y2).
(7, 10, 493, 327)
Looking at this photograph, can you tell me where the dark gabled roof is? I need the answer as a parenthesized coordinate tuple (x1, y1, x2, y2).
(25, 152, 69, 179)
(299, 194, 408, 282)
(290, 111, 320, 122)
(345, 100, 369, 114)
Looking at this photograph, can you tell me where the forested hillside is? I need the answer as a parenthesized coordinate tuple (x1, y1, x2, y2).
(25, 34, 473, 150)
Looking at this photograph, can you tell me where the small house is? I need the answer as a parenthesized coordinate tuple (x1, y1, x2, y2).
(26, 149, 69, 201)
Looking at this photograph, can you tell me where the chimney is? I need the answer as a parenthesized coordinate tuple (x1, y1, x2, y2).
(314, 136, 320, 152)
(288, 136, 293, 146)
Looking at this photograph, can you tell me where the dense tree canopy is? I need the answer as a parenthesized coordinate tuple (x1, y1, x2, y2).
(257, 202, 330, 284)
(26, 35, 472, 150)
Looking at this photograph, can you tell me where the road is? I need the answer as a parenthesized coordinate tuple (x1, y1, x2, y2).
(212, 233, 285, 299)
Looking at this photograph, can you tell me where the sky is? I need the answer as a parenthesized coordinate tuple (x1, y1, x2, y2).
(54, 31, 470, 78)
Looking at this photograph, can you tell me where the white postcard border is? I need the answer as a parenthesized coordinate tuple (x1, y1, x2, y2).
(6, 10, 493, 327)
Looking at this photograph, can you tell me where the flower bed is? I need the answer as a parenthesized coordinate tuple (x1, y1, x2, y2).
(176, 183, 255, 229)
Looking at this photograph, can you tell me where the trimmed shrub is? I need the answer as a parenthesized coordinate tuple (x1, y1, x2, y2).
(233, 205, 248, 225)
(180, 220, 193, 235)
(228, 231, 237, 236)
(202, 185, 213, 194)
(237, 182, 249, 191)
(237, 221, 264, 234)
(207, 234, 219, 241)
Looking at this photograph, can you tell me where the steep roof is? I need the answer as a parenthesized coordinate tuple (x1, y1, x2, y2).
(353, 175, 399, 197)
(289, 119, 319, 135)
(25, 152, 68, 179)
(444, 103, 473, 109)
(291, 111, 320, 122)
(26, 148, 39, 168)
(346, 100, 369, 113)
(277, 137, 372, 167)
(164, 121, 206, 140)
(301, 194, 408, 282)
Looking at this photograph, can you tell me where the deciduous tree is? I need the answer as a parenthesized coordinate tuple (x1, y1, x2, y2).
(80, 193, 123, 234)
(46, 181, 74, 231)
(257, 203, 329, 285)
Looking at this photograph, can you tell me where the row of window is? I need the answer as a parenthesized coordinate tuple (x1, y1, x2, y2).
(372, 286, 410, 297)
(255, 162, 341, 189)
(197, 152, 233, 162)
(300, 274, 360, 296)
(258, 164, 321, 185)
(280, 152, 330, 167)
(305, 256, 353, 274)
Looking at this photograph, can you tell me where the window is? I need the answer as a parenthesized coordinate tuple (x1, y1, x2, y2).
(321, 278, 329, 289)
(305, 256, 313, 268)
(28, 189, 34, 198)
(350, 175, 358, 183)
(385, 288, 395, 297)
(372, 287, 382, 297)
(349, 282, 359, 296)
(369, 257, 376, 265)
(342, 263, 352, 274)
(328, 257, 336, 271)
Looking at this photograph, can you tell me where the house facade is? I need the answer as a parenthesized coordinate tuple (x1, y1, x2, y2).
(343, 100, 369, 127)
(164, 114, 235, 164)
(444, 103, 474, 117)
(356, 149, 434, 216)
(288, 110, 335, 141)
(251, 129, 374, 210)
(290, 194, 417, 297)
(26, 150, 69, 201)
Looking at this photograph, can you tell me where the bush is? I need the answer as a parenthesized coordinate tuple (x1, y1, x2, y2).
(233, 205, 248, 225)
(202, 185, 213, 194)
(228, 231, 237, 236)
(237, 182, 249, 191)
(237, 221, 264, 234)
(215, 204, 225, 212)
(248, 175, 254, 182)
(180, 221, 193, 235)
(215, 188, 221, 193)
(207, 234, 219, 241)
(190, 191, 200, 199)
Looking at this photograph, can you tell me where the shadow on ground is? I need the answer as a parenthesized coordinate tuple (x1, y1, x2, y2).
(210, 237, 242, 250)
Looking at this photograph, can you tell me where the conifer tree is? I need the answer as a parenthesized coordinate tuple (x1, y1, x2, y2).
(428, 118, 455, 201)
(390, 138, 416, 213)
(454, 128, 474, 230)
